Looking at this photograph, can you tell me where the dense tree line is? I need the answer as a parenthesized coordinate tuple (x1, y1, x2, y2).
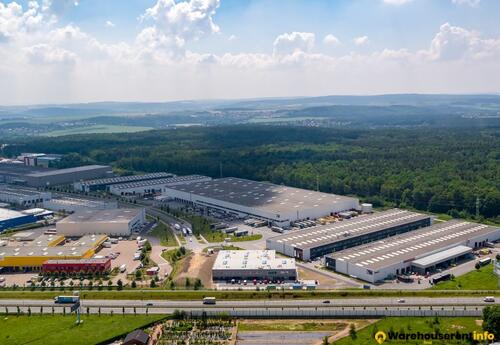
(5, 125, 500, 223)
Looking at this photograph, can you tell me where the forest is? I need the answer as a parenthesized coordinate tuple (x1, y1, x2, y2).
(4, 125, 500, 223)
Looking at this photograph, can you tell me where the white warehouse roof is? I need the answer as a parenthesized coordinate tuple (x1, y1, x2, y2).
(213, 250, 296, 271)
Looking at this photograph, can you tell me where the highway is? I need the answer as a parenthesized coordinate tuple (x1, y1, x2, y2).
(0, 297, 497, 308)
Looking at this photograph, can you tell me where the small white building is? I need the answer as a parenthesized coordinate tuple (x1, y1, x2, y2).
(56, 208, 146, 236)
(212, 250, 297, 281)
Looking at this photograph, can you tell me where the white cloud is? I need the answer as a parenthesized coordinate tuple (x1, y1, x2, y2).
(323, 34, 340, 46)
(452, 0, 480, 7)
(354, 35, 369, 46)
(383, 0, 414, 5)
(105, 20, 115, 28)
(24, 43, 76, 64)
(141, 0, 220, 41)
(1, 2, 500, 104)
(228, 34, 236, 41)
(273, 32, 315, 56)
(422, 22, 500, 60)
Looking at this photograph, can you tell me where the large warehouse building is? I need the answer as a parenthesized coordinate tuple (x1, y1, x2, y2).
(212, 250, 297, 281)
(325, 220, 500, 283)
(56, 208, 146, 236)
(73, 172, 175, 192)
(0, 186, 52, 207)
(0, 208, 37, 232)
(108, 175, 212, 196)
(23, 165, 113, 187)
(266, 209, 431, 261)
(0, 233, 107, 270)
(163, 177, 359, 226)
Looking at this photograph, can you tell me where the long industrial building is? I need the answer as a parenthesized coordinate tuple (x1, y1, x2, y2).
(326, 220, 500, 283)
(0, 163, 114, 187)
(0, 185, 52, 207)
(0, 233, 107, 270)
(43, 197, 117, 213)
(73, 172, 175, 192)
(56, 208, 146, 236)
(108, 175, 212, 196)
(0, 208, 37, 232)
(23, 165, 113, 187)
(212, 250, 297, 281)
(266, 209, 431, 261)
(163, 177, 359, 226)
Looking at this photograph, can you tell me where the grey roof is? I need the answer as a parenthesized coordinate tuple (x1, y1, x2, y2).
(213, 250, 296, 270)
(329, 220, 500, 271)
(111, 175, 209, 189)
(0, 186, 46, 197)
(165, 177, 358, 215)
(79, 172, 174, 186)
(412, 245, 472, 268)
(269, 209, 429, 250)
(58, 208, 142, 224)
(124, 330, 149, 345)
(25, 165, 111, 177)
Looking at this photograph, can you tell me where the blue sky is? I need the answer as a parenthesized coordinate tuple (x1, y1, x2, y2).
(1, 0, 500, 104)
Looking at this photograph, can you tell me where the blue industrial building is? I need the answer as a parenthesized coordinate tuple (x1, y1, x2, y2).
(0, 208, 37, 232)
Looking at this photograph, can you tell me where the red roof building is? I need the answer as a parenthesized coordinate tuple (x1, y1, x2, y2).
(42, 258, 111, 274)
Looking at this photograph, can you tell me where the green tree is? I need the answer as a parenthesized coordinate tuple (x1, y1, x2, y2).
(483, 306, 500, 338)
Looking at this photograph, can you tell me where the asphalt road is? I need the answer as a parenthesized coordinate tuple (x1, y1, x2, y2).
(0, 297, 497, 309)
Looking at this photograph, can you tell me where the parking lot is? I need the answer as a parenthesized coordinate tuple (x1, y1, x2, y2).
(97, 239, 142, 283)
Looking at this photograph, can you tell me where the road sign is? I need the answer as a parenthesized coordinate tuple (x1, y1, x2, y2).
(70, 301, 80, 313)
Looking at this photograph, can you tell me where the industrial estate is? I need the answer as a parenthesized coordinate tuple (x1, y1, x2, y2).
(0, 152, 499, 345)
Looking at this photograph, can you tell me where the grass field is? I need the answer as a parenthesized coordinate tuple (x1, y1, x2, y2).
(149, 220, 178, 247)
(44, 125, 153, 136)
(431, 264, 499, 290)
(230, 234, 262, 242)
(0, 289, 499, 301)
(335, 317, 482, 345)
(0, 314, 165, 345)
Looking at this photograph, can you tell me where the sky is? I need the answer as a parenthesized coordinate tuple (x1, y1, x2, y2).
(1, 0, 500, 105)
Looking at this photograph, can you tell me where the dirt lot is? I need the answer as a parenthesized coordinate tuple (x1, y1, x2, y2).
(175, 252, 217, 289)
(237, 319, 377, 345)
(297, 267, 347, 289)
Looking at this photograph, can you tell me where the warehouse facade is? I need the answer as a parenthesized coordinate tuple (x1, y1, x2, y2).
(212, 250, 297, 281)
(163, 177, 359, 227)
(266, 209, 431, 261)
(56, 208, 146, 236)
(0, 185, 52, 207)
(325, 220, 500, 283)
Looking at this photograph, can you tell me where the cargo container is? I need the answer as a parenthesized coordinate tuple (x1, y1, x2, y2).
(54, 295, 79, 304)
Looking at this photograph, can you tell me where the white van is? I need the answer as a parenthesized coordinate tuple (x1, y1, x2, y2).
(484, 296, 495, 302)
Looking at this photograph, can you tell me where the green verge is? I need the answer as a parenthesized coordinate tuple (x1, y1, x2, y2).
(0, 314, 166, 345)
(148, 219, 178, 247)
(0, 289, 499, 301)
(335, 317, 482, 345)
(431, 264, 499, 290)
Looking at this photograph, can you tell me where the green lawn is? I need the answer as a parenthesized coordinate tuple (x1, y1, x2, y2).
(229, 234, 262, 242)
(238, 321, 348, 332)
(0, 314, 165, 345)
(336, 317, 482, 345)
(431, 264, 499, 290)
(149, 220, 178, 247)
